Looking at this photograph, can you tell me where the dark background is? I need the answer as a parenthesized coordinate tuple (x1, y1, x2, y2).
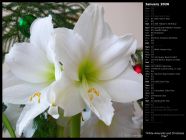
(143, 0, 185, 138)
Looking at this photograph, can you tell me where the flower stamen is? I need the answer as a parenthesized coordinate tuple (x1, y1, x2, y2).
(87, 87, 100, 101)
(29, 92, 41, 103)
(89, 94, 94, 101)
(88, 87, 100, 96)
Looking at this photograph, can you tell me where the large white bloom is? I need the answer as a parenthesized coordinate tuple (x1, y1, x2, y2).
(81, 102, 143, 137)
(3, 16, 61, 136)
(50, 4, 143, 126)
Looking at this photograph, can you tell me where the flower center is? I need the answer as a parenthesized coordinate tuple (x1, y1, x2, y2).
(78, 58, 100, 84)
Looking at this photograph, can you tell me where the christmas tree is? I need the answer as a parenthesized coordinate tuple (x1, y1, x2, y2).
(2, 2, 88, 61)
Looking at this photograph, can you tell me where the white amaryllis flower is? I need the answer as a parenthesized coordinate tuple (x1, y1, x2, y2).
(3, 16, 61, 136)
(50, 4, 143, 126)
(81, 102, 142, 137)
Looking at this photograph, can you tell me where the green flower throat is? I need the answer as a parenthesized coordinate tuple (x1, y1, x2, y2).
(78, 58, 100, 84)
(46, 64, 55, 82)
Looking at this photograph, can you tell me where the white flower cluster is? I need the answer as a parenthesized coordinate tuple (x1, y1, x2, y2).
(3, 4, 143, 137)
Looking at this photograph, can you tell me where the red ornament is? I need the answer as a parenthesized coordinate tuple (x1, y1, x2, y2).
(133, 64, 142, 74)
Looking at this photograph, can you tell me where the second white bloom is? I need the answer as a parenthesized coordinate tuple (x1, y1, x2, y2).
(3, 15, 61, 136)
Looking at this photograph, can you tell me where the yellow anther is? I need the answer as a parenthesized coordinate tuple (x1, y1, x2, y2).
(87, 87, 100, 102)
(88, 88, 93, 93)
(87, 87, 100, 96)
(29, 92, 41, 103)
(94, 90, 100, 96)
(29, 96, 33, 101)
(88, 94, 94, 101)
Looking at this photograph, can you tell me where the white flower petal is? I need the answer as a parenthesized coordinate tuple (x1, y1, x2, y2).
(54, 59, 62, 81)
(74, 4, 112, 47)
(98, 34, 136, 80)
(119, 64, 143, 81)
(81, 107, 91, 123)
(47, 73, 70, 104)
(45, 38, 59, 66)
(3, 62, 49, 105)
(22, 120, 36, 138)
(54, 28, 87, 80)
(16, 99, 49, 136)
(3, 61, 9, 74)
(3, 62, 24, 89)
(50, 74, 85, 116)
(30, 16, 55, 65)
(3, 83, 47, 104)
(5, 42, 53, 83)
(99, 55, 130, 81)
(102, 65, 143, 103)
(48, 106, 59, 119)
(30, 15, 53, 53)
(81, 102, 142, 137)
(80, 84, 114, 125)
(126, 39, 138, 55)
(61, 86, 85, 116)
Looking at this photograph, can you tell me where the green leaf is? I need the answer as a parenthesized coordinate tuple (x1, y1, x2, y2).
(33, 113, 57, 138)
(2, 113, 16, 138)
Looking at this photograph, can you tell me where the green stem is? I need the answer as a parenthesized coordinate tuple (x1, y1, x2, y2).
(2, 113, 16, 138)
(70, 113, 81, 138)
(56, 124, 64, 137)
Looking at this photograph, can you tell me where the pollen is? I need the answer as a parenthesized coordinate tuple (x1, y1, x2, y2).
(89, 94, 94, 101)
(29, 96, 33, 101)
(88, 87, 100, 96)
(29, 92, 41, 103)
(87, 87, 100, 101)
